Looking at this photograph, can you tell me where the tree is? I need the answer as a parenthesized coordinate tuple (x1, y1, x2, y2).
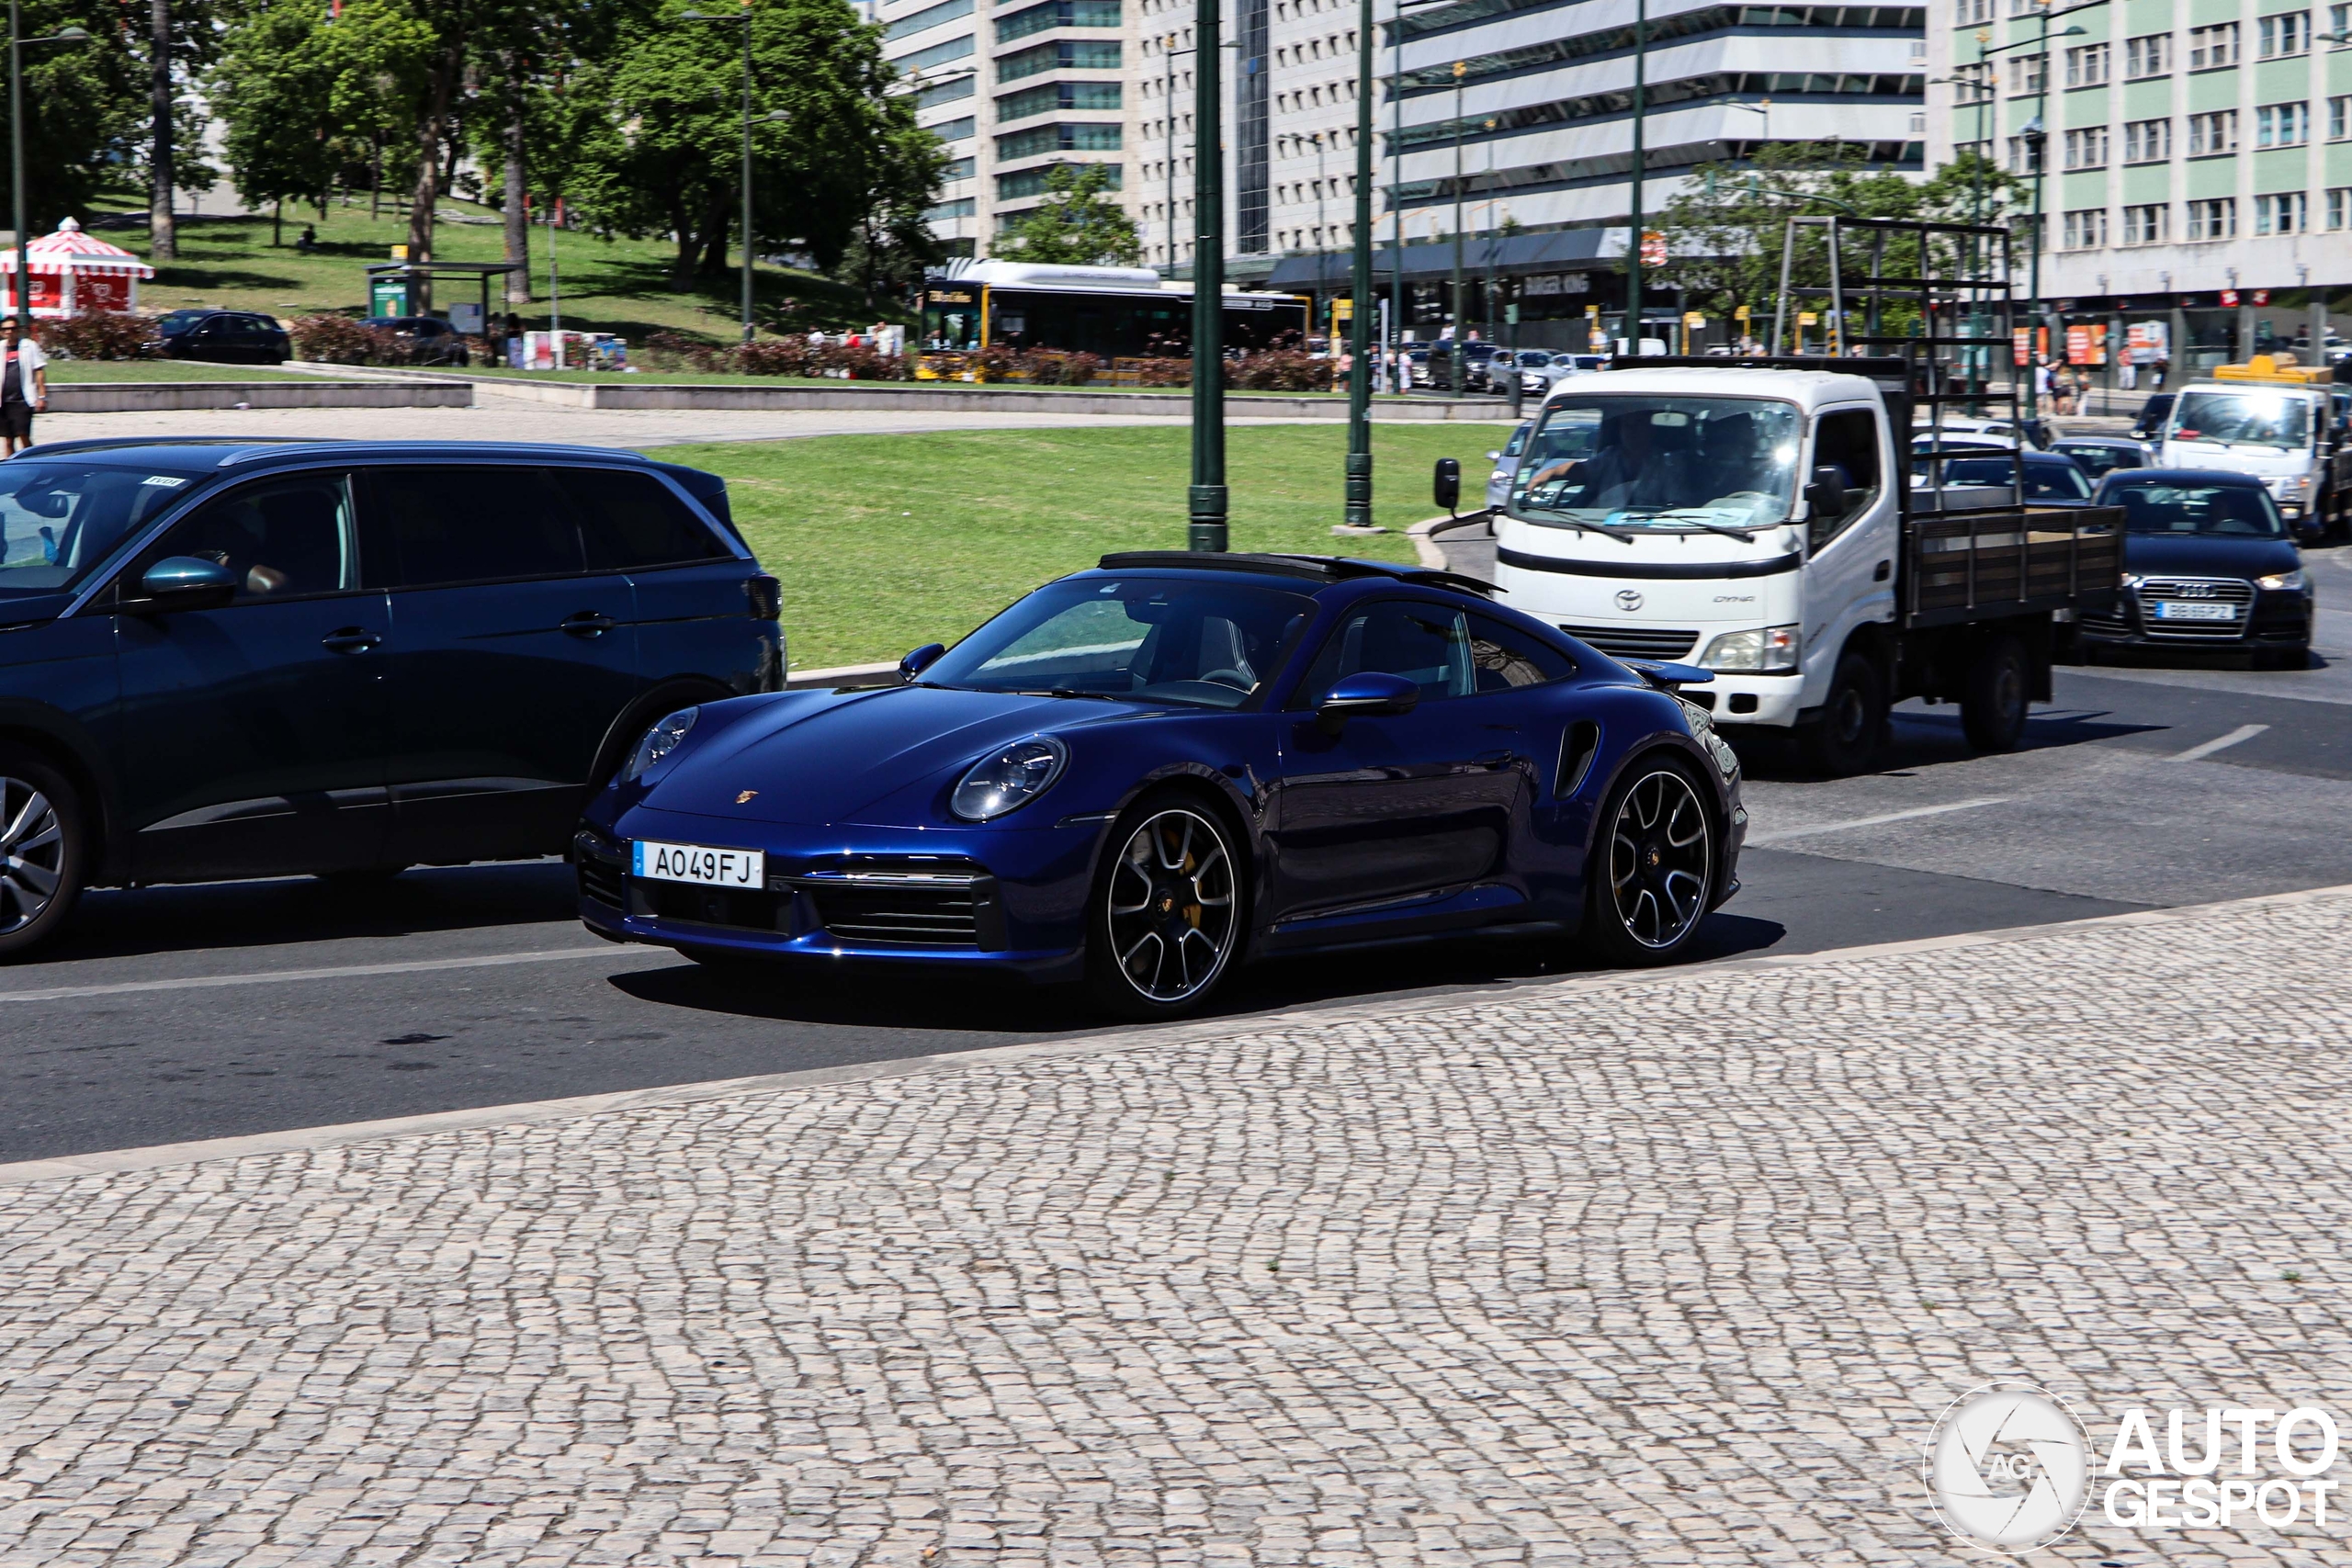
(1, 0, 147, 235)
(994, 164, 1140, 266)
(838, 94, 947, 308)
(1652, 143, 2021, 343)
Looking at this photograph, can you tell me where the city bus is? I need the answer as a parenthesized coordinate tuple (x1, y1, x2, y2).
(917, 260, 1309, 378)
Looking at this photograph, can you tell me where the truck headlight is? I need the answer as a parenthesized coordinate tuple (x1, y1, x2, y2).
(2258, 569, 2311, 592)
(1698, 624, 1801, 672)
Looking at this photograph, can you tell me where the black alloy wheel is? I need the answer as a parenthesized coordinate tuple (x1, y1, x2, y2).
(1588, 760, 1714, 965)
(0, 752, 84, 958)
(1088, 797, 1242, 1018)
(1960, 633, 2030, 752)
(1800, 650, 1886, 776)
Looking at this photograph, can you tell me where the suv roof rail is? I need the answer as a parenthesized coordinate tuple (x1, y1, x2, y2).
(13, 435, 330, 460)
(1094, 550, 1500, 595)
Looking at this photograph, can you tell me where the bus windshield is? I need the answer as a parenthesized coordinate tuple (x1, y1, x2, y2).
(1510, 396, 1804, 532)
(922, 288, 982, 351)
(2171, 390, 2312, 450)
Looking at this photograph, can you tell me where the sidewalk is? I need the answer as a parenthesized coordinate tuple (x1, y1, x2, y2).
(5, 890, 2351, 1566)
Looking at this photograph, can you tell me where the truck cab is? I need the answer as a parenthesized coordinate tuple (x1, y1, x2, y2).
(1495, 365, 1896, 732)
(2158, 357, 2348, 541)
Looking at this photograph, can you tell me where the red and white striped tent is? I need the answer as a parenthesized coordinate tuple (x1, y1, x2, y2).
(0, 218, 155, 318)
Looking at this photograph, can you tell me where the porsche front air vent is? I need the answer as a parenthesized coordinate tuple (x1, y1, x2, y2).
(798, 867, 1007, 950)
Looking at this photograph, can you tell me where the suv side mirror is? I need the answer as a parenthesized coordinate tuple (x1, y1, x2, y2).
(899, 642, 946, 681)
(1315, 670, 1419, 734)
(129, 556, 237, 614)
(1433, 457, 1461, 513)
(1804, 466, 1849, 523)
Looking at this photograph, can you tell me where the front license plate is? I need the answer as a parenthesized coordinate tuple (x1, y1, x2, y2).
(632, 840, 764, 888)
(2152, 601, 2237, 622)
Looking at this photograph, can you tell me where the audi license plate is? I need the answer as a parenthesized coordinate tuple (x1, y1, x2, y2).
(632, 840, 764, 888)
(2151, 601, 2237, 622)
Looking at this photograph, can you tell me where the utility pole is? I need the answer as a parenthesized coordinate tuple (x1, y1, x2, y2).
(1623, 0, 1645, 353)
(1344, 0, 1375, 527)
(1189, 0, 1227, 551)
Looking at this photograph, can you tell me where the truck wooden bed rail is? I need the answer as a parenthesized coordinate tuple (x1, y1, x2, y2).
(1905, 505, 2125, 630)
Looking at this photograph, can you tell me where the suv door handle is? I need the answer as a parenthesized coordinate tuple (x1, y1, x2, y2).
(321, 627, 380, 653)
(560, 611, 616, 637)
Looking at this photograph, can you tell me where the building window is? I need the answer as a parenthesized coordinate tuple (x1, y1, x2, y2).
(2062, 208, 2109, 247)
(996, 162, 1121, 199)
(2122, 118, 2172, 161)
(2122, 202, 2169, 243)
(2332, 95, 2351, 138)
(927, 115, 977, 143)
(939, 155, 976, 180)
(996, 79, 1122, 119)
(2188, 108, 2239, 153)
(2064, 41, 2109, 85)
(2330, 187, 2352, 228)
(2335, 4, 2351, 42)
(2011, 52, 2047, 93)
(1957, 0, 1992, 23)
(2255, 191, 2310, 231)
(2062, 125, 2109, 166)
(995, 38, 1121, 81)
(2188, 21, 2239, 67)
(2187, 197, 2237, 238)
(2124, 32, 2173, 75)
(995, 120, 1124, 159)
(2256, 102, 2311, 144)
(2256, 11, 2310, 55)
(996, 0, 1121, 43)
(917, 76, 976, 109)
(887, 0, 974, 41)
(896, 31, 975, 71)
(924, 197, 977, 220)
(2007, 134, 2045, 173)
(2007, 0, 2039, 15)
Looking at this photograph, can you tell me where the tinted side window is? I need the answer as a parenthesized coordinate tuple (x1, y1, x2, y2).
(562, 468, 729, 570)
(1290, 601, 1474, 708)
(1467, 614, 1576, 691)
(361, 467, 583, 589)
(132, 473, 355, 602)
(1810, 408, 1883, 547)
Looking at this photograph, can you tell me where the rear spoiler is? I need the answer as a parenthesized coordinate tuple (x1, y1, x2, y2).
(1623, 659, 1714, 692)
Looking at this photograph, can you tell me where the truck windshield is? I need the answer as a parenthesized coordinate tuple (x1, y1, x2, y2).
(2171, 390, 2312, 450)
(1510, 396, 1802, 532)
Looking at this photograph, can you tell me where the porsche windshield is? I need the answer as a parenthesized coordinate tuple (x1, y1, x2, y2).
(0, 463, 201, 598)
(922, 576, 1316, 708)
(1510, 396, 1803, 532)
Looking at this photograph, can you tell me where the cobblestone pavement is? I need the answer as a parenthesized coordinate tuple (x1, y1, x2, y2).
(5, 893, 2351, 1567)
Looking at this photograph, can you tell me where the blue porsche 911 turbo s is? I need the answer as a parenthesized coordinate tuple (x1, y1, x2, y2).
(574, 552, 1747, 1018)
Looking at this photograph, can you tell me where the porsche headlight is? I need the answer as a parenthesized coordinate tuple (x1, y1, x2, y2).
(2259, 569, 2311, 592)
(619, 707, 698, 784)
(950, 736, 1068, 820)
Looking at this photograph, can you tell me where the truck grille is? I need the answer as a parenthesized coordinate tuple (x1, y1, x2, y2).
(2137, 577, 2254, 642)
(1557, 623, 1701, 660)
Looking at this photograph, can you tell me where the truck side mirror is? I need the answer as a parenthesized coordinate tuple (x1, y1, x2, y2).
(1434, 457, 1461, 513)
(1804, 466, 1849, 522)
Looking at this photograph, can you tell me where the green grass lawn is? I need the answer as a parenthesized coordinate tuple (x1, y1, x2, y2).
(46, 360, 315, 381)
(81, 190, 877, 341)
(658, 422, 1512, 671)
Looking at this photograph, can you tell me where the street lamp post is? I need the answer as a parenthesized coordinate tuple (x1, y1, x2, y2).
(1343, 0, 1376, 527)
(1190, 0, 1227, 551)
(7, 12, 86, 332)
(683, 2, 756, 344)
(1449, 60, 1465, 385)
(1623, 0, 1645, 354)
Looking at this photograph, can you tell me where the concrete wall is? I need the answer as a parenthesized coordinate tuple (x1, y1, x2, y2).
(51, 381, 473, 412)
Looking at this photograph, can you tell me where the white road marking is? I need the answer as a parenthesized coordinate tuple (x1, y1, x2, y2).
(1745, 796, 2011, 846)
(0, 946, 632, 1004)
(2169, 723, 2269, 763)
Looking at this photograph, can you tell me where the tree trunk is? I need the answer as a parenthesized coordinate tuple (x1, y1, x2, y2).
(406, 46, 461, 312)
(697, 195, 731, 276)
(370, 141, 381, 221)
(667, 196, 700, 289)
(147, 0, 175, 260)
(272, 200, 281, 247)
(501, 58, 529, 302)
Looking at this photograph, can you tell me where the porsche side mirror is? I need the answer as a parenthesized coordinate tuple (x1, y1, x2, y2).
(899, 642, 946, 681)
(1804, 466, 1849, 522)
(1316, 670, 1419, 734)
(1433, 457, 1461, 513)
(127, 556, 236, 614)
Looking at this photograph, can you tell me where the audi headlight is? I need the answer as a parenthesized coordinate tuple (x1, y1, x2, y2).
(950, 736, 1067, 820)
(1698, 624, 1801, 672)
(619, 707, 698, 784)
(2259, 569, 2311, 592)
(2120, 571, 2144, 590)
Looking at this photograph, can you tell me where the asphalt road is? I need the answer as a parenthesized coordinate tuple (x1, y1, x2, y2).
(10, 550, 2352, 1164)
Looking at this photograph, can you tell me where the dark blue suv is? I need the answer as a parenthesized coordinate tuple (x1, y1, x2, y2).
(0, 439, 782, 956)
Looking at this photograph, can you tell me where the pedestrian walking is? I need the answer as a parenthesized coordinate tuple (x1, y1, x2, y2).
(2120, 355, 2137, 392)
(2, 319, 49, 456)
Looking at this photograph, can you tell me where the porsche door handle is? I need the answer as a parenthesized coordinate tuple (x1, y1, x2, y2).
(560, 611, 616, 637)
(1474, 749, 1517, 769)
(321, 628, 380, 653)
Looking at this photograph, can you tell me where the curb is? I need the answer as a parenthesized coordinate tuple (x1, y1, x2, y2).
(786, 660, 899, 689)
(4, 879, 2346, 1189)
(1408, 509, 1494, 569)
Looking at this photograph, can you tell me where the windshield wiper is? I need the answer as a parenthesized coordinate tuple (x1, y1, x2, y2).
(1513, 505, 1639, 544)
(1012, 687, 1124, 701)
(1623, 508, 1758, 543)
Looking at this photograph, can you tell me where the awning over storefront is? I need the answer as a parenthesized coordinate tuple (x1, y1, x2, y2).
(1264, 227, 1622, 289)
